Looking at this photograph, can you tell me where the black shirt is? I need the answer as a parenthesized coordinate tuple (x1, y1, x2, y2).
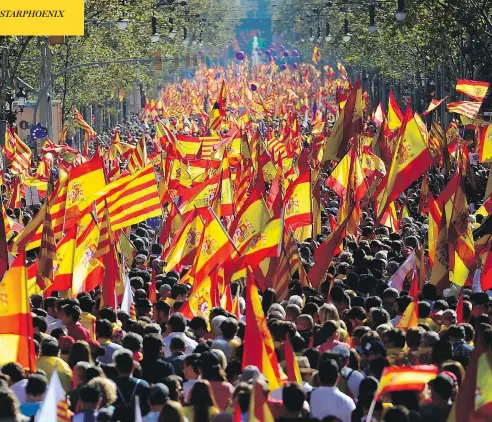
(140, 358, 175, 384)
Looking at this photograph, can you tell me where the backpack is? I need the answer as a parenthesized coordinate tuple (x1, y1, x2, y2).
(336, 368, 355, 398)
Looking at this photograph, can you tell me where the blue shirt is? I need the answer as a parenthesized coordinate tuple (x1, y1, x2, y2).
(20, 401, 42, 417)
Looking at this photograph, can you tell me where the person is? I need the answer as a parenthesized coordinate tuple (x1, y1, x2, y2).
(143, 384, 169, 422)
(60, 304, 91, 341)
(0, 387, 30, 422)
(164, 337, 186, 377)
(19, 374, 47, 418)
(78, 294, 97, 340)
(2, 363, 27, 405)
(141, 334, 175, 384)
(183, 380, 220, 422)
(96, 319, 122, 365)
(157, 400, 185, 422)
(182, 354, 200, 403)
(113, 348, 151, 416)
(36, 337, 73, 392)
(276, 383, 316, 422)
(211, 318, 240, 361)
(68, 362, 90, 412)
(418, 373, 454, 422)
(87, 377, 118, 418)
(73, 384, 102, 422)
(309, 359, 355, 422)
(317, 321, 349, 352)
(68, 341, 93, 368)
(162, 314, 198, 357)
(332, 345, 364, 398)
(198, 351, 234, 410)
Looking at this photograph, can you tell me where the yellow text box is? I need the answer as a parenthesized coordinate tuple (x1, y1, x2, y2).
(0, 0, 84, 35)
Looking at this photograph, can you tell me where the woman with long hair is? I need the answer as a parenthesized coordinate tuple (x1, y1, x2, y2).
(198, 352, 234, 410)
(158, 400, 185, 422)
(183, 380, 219, 422)
(68, 341, 93, 369)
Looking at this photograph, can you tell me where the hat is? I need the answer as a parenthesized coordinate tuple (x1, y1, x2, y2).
(149, 383, 170, 403)
(238, 365, 267, 384)
(365, 340, 387, 357)
(58, 336, 75, 353)
(87, 339, 105, 357)
(332, 344, 350, 359)
(429, 373, 454, 402)
(296, 356, 315, 374)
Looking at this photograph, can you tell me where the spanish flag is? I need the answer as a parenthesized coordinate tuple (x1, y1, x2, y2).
(284, 171, 312, 230)
(395, 269, 419, 330)
(216, 151, 235, 217)
(45, 226, 77, 295)
(0, 250, 36, 371)
(243, 278, 283, 391)
(456, 79, 489, 102)
(387, 90, 404, 131)
(376, 108, 433, 219)
(162, 209, 204, 272)
(427, 194, 441, 269)
(479, 124, 492, 163)
(376, 365, 438, 399)
(229, 188, 271, 254)
(64, 158, 106, 230)
(429, 206, 449, 294)
(312, 46, 320, 64)
(284, 333, 302, 384)
(247, 382, 275, 422)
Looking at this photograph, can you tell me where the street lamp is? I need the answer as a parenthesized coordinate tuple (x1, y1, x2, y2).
(183, 27, 189, 45)
(317, 24, 322, 43)
(342, 18, 351, 42)
(395, 0, 406, 22)
(367, 5, 378, 33)
(151, 16, 161, 43)
(325, 22, 332, 41)
(16, 88, 26, 110)
(168, 18, 177, 39)
(116, 18, 130, 30)
(309, 27, 315, 42)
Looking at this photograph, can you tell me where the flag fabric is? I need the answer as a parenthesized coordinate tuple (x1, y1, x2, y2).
(284, 333, 302, 383)
(121, 273, 136, 319)
(376, 108, 433, 219)
(456, 79, 489, 102)
(375, 365, 438, 399)
(0, 203, 9, 278)
(447, 101, 482, 119)
(479, 124, 492, 163)
(45, 226, 77, 295)
(6, 130, 32, 176)
(74, 107, 96, 137)
(36, 206, 57, 290)
(312, 46, 320, 64)
(283, 171, 312, 230)
(0, 250, 36, 371)
(387, 90, 404, 131)
(388, 252, 416, 292)
(127, 134, 148, 173)
(243, 277, 283, 391)
(395, 268, 419, 330)
(247, 382, 275, 422)
(429, 202, 449, 294)
(423, 98, 446, 115)
(34, 370, 71, 422)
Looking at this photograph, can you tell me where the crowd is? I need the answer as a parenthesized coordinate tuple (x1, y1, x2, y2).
(0, 61, 491, 422)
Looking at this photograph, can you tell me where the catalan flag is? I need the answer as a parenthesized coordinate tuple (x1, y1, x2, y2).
(0, 250, 36, 371)
(456, 79, 489, 102)
(6, 130, 32, 176)
(73, 107, 96, 138)
(447, 101, 482, 119)
(36, 205, 57, 290)
(126, 134, 148, 173)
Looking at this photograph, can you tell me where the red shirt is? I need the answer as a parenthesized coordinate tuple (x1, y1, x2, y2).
(66, 322, 90, 341)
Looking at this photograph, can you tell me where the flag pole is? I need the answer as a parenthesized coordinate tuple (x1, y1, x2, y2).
(366, 398, 377, 422)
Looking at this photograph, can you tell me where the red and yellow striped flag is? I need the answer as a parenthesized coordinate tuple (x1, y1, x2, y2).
(247, 382, 275, 422)
(126, 134, 148, 173)
(36, 206, 57, 290)
(447, 101, 482, 119)
(73, 108, 96, 138)
(6, 130, 32, 176)
(312, 46, 320, 64)
(0, 250, 36, 371)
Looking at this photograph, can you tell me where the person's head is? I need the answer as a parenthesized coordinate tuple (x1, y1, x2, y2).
(199, 351, 226, 381)
(68, 341, 93, 368)
(41, 337, 59, 357)
(113, 349, 134, 376)
(318, 303, 340, 324)
(183, 354, 200, 381)
(87, 377, 117, 406)
(154, 300, 171, 325)
(0, 387, 20, 418)
(60, 304, 82, 325)
(33, 315, 48, 334)
(285, 304, 301, 322)
(321, 320, 340, 341)
(382, 329, 406, 349)
(442, 309, 457, 327)
(25, 374, 47, 402)
(296, 314, 314, 332)
(77, 384, 102, 411)
(73, 361, 90, 386)
(1, 362, 26, 384)
(122, 332, 143, 354)
(429, 373, 454, 405)
(281, 382, 305, 415)
(168, 313, 186, 333)
(143, 333, 164, 360)
(189, 316, 208, 339)
(317, 359, 339, 386)
(96, 319, 113, 340)
(44, 297, 58, 318)
(170, 336, 186, 354)
(220, 317, 238, 341)
(447, 325, 465, 343)
(233, 382, 252, 413)
(188, 380, 218, 420)
(383, 406, 410, 422)
(148, 383, 170, 410)
(157, 400, 184, 422)
(406, 327, 423, 350)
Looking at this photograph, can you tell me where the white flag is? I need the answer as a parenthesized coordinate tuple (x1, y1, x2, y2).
(35, 370, 66, 421)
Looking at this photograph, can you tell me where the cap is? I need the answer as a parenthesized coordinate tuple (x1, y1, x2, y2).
(149, 383, 170, 403)
(365, 340, 387, 357)
(238, 365, 267, 384)
(58, 336, 75, 353)
(332, 344, 350, 359)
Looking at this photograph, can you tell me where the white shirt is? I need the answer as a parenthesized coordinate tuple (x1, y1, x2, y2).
(183, 379, 198, 403)
(390, 315, 401, 327)
(47, 319, 65, 334)
(162, 332, 198, 357)
(11, 379, 27, 404)
(309, 386, 355, 422)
